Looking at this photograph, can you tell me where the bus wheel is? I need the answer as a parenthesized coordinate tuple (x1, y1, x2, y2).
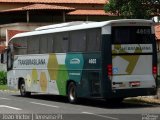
(20, 81, 31, 97)
(68, 82, 77, 104)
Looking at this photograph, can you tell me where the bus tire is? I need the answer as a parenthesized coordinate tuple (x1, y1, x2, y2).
(19, 81, 31, 97)
(67, 82, 78, 104)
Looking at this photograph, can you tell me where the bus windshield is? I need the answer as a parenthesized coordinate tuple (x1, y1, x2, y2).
(112, 26, 154, 44)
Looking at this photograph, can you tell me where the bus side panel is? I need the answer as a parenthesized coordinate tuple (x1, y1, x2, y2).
(7, 70, 18, 90)
(78, 53, 102, 97)
(65, 53, 102, 98)
(49, 53, 102, 97)
(8, 53, 102, 98)
(8, 54, 61, 94)
(48, 53, 70, 96)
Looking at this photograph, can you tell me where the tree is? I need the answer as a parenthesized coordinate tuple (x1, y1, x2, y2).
(104, 0, 160, 19)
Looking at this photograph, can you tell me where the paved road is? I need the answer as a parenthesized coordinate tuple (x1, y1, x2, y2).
(0, 91, 160, 120)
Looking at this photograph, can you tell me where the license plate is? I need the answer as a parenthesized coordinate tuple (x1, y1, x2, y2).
(129, 81, 140, 87)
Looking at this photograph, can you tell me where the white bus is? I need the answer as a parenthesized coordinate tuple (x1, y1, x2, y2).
(6, 19, 158, 103)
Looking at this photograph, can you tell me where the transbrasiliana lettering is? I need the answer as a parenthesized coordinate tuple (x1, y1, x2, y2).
(18, 59, 46, 65)
(120, 46, 151, 51)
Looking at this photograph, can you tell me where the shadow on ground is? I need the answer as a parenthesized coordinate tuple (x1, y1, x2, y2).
(12, 93, 158, 109)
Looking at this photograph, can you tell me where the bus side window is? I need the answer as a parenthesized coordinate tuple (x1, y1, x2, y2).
(70, 30, 86, 52)
(48, 34, 54, 53)
(87, 28, 101, 51)
(27, 36, 40, 54)
(13, 37, 27, 55)
(53, 32, 69, 53)
(39, 34, 48, 54)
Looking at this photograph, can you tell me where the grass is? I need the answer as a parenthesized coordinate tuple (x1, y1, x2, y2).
(0, 85, 8, 90)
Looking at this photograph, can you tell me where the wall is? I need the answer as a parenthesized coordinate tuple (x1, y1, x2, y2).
(0, 23, 51, 38)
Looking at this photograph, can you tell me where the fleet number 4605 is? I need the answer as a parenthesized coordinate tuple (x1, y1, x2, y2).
(89, 59, 97, 64)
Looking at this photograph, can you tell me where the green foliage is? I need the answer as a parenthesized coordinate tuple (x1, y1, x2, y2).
(0, 85, 8, 90)
(0, 71, 7, 85)
(104, 0, 159, 19)
(105, 0, 117, 14)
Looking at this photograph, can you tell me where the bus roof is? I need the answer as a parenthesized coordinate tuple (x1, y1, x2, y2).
(35, 21, 94, 31)
(10, 19, 153, 42)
